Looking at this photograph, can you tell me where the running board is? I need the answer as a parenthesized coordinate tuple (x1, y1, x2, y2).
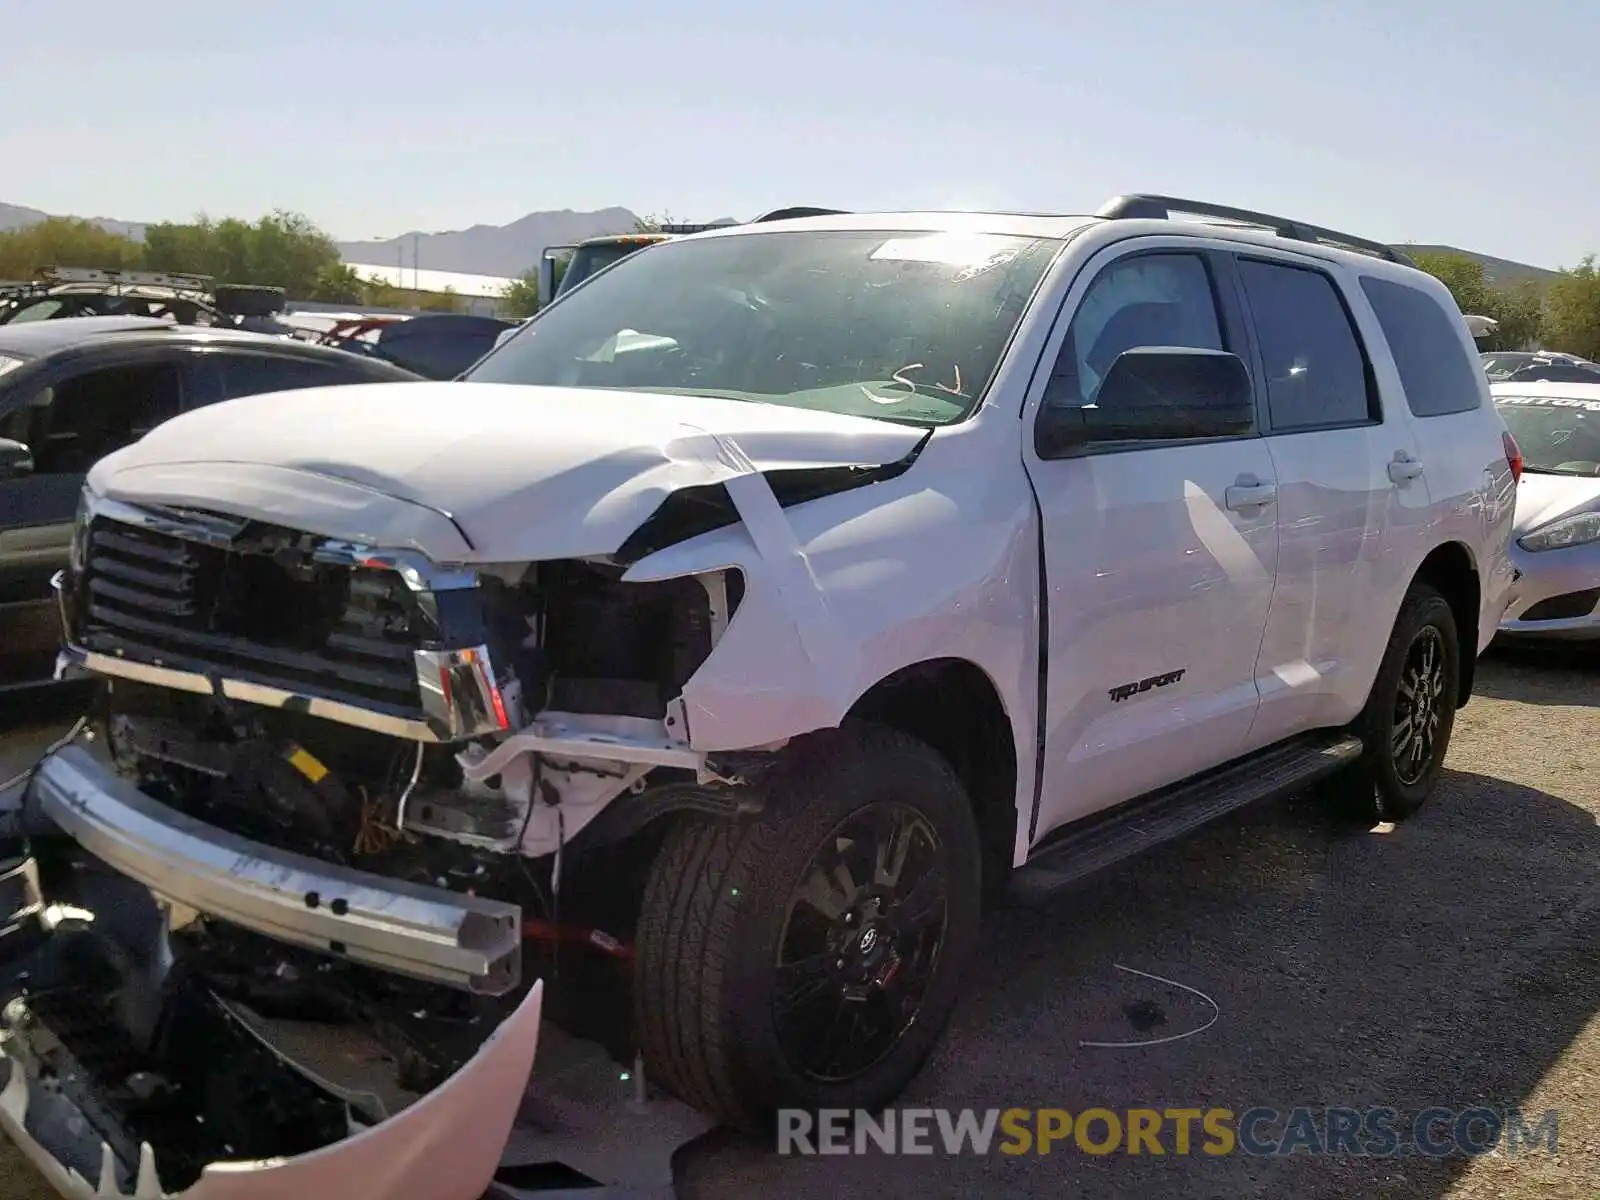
(1008, 731, 1365, 904)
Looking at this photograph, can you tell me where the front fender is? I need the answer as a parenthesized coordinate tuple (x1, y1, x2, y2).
(624, 430, 1040, 761)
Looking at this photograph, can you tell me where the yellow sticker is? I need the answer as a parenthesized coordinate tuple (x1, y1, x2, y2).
(287, 746, 329, 784)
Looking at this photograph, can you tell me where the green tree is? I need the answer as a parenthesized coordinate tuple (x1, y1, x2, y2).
(416, 286, 460, 314)
(0, 217, 144, 279)
(142, 210, 347, 297)
(138, 220, 213, 278)
(1484, 280, 1545, 354)
(1413, 251, 1545, 351)
(1412, 252, 1491, 314)
(1542, 256, 1600, 361)
(309, 263, 367, 304)
(501, 268, 541, 318)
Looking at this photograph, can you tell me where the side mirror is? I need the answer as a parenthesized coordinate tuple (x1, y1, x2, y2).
(493, 325, 520, 350)
(1037, 347, 1254, 456)
(0, 437, 33, 480)
(537, 256, 557, 309)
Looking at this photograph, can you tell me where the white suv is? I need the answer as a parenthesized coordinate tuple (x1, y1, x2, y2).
(17, 194, 1516, 1189)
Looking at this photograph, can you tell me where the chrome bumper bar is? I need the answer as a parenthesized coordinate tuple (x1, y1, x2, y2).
(30, 746, 521, 995)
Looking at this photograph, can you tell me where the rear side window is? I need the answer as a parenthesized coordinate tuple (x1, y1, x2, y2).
(1238, 259, 1375, 431)
(1360, 277, 1483, 416)
(1, 362, 182, 475)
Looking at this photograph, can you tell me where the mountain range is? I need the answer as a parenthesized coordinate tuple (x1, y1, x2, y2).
(0, 201, 675, 280)
(0, 200, 1564, 286)
(333, 207, 658, 278)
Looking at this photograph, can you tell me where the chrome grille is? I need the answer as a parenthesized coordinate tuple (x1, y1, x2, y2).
(79, 517, 426, 714)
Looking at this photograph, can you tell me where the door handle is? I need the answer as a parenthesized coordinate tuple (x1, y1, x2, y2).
(1388, 454, 1425, 484)
(1225, 481, 1278, 512)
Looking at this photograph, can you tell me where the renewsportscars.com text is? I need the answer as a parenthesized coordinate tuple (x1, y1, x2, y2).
(777, 1107, 1560, 1158)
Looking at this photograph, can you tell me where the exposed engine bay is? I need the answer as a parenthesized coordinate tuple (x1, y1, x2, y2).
(0, 669, 715, 1195)
(6, 499, 776, 1195)
(65, 496, 759, 856)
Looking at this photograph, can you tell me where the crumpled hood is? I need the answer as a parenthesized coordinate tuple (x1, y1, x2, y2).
(87, 382, 926, 563)
(1513, 472, 1600, 536)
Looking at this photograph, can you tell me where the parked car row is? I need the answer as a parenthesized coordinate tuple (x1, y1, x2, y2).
(0, 266, 517, 380)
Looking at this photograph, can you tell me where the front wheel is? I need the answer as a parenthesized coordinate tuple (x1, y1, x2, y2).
(632, 724, 982, 1131)
(1336, 583, 1462, 822)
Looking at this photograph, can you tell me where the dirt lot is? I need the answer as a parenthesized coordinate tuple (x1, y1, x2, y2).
(0, 645, 1594, 1199)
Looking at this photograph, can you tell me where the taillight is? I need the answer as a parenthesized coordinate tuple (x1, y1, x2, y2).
(1502, 430, 1523, 483)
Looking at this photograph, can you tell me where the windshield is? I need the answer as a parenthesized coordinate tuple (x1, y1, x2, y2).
(469, 229, 1064, 425)
(1495, 394, 1600, 476)
(1481, 353, 1533, 380)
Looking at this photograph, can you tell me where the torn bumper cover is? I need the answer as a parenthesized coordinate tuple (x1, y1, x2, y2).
(0, 748, 544, 1200)
(0, 981, 544, 1200)
(32, 747, 522, 996)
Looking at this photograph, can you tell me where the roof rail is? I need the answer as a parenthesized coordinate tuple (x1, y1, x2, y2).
(37, 265, 217, 291)
(750, 207, 851, 223)
(1095, 194, 1415, 267)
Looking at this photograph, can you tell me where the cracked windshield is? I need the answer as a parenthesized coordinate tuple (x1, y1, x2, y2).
(466, 230, 1062, 424)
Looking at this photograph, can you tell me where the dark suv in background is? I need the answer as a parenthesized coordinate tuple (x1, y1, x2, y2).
(0, 316, 421, 688)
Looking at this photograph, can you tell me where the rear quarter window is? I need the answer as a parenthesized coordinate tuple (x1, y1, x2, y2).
(1360, 277, 1484, 417)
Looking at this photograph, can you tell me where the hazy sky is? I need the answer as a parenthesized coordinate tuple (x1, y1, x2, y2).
(5, 0, 1594, 267)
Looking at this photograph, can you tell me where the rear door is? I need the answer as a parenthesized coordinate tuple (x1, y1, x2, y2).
(1233, 252, 1432, 745)
(1357, 273, 1517, 654)
(0, 350, 186, 683)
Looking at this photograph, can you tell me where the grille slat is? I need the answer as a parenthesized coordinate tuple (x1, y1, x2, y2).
(324, 629, 418, 662)
(92, 554, 193, 593)
(88, 575, 198, 617)
(86, 602, 417, 693)
(79, 516, 428, 712)
(92, 527, 198, 568)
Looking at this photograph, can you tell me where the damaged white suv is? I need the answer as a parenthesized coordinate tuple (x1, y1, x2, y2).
(12, 195, 1516, 1194)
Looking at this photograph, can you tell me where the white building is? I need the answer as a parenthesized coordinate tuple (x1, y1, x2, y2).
(343, 262, 516, 317)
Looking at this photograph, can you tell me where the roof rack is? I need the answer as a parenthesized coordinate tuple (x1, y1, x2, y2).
(37, 265, 216, 292)
(656, 222, 735, 235)
(750, 207, 851, 223)
(1095, 194, 1415, 266)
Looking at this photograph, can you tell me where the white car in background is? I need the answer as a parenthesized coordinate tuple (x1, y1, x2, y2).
(1493, 381, 1600, 639)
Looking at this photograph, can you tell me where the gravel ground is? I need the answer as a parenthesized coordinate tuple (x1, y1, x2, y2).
(0, 645, 1593, 1200)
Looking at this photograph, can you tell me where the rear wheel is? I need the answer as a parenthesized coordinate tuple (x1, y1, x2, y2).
(633, 723, 982, 1131)
(1333, 584, 1461, 823)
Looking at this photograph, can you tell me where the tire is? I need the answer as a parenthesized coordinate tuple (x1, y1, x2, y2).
(1334, 583, 1461, 823)
(633, 723, 983, 1132)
